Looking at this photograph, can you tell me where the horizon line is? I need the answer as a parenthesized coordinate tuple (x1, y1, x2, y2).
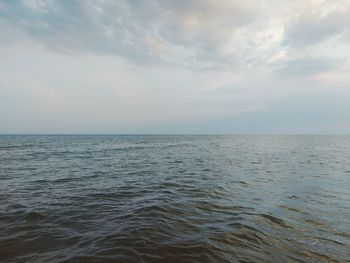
(1, 133, 349, 136)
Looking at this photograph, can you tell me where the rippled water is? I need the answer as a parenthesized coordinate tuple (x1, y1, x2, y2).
(0, 135, 349, 262)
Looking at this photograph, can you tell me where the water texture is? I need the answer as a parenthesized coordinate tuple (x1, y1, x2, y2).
(0, 135, 349, 262)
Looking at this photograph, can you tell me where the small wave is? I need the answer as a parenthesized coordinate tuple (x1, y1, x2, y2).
(291, 249, 340, 263)
(279, 205, 309, 215)
(259, 214, 292, 228)
(287, 195, 300, 199)
(315, 237, 346, 246)
(64, 256, 117, 263)
(0, 144, 36, 150)
(23, 211, 46, 221)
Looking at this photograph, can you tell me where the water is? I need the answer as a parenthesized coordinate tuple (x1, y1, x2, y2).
(0, 135, 349, 262)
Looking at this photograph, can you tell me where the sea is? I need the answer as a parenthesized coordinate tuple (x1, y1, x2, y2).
(0, 135, 349, 262)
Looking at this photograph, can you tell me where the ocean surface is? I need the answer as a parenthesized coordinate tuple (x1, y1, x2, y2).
(0, 135, 349, 263)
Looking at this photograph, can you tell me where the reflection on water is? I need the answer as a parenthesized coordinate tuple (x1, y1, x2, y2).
(0, 135, 349, 262)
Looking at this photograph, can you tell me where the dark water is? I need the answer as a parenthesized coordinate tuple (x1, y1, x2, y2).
(0, 135, 349, 262)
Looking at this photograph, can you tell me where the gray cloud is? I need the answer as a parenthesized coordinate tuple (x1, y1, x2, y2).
(284, 8, 350, 48)
(0, 0, 262, 69)
(0, 0, 349, 73)
(275, 57, 339, 76)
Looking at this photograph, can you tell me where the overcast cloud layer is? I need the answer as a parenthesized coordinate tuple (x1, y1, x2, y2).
(1, 0, 349, 133)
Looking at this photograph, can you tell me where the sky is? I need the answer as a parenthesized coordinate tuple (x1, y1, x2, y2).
(0, 0, 349, 134)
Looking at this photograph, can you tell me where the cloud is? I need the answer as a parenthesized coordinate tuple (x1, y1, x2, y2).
(0, 1, 244, 65)
(275, 57, 340, 76)
(1, 0, 349, 72)
(284, 5, 350, 48)
(0, 0, 265, 69)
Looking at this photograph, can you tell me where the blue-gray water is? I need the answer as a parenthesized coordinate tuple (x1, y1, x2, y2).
(0, 135, 349, 262)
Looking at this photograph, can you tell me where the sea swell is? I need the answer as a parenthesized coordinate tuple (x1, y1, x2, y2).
(0, 135, 349, 262)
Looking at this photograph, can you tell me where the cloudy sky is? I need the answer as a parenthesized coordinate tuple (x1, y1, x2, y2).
(1, 0, 349, 134)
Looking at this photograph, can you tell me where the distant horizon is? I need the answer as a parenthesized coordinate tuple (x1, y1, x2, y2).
(1, 133, 349, 136)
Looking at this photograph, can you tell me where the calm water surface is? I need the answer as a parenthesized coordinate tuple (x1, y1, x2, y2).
(0, 135, 349, 262)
